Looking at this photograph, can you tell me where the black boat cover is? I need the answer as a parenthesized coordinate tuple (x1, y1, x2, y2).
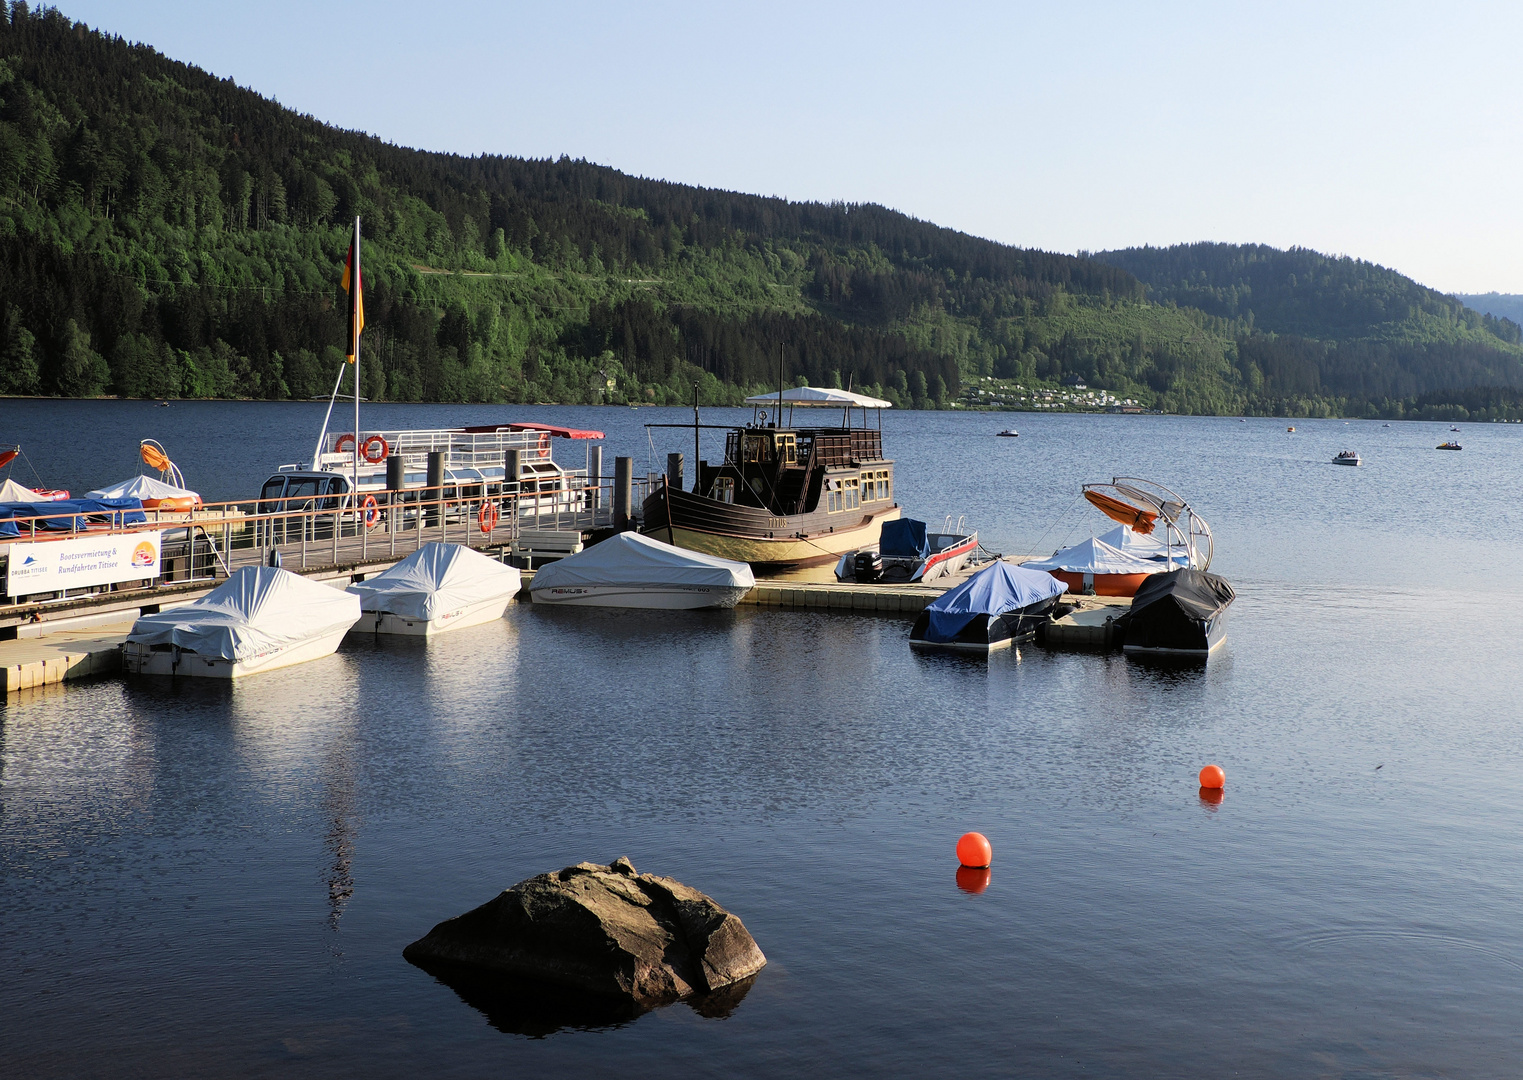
(1122, 568, 1235, 649)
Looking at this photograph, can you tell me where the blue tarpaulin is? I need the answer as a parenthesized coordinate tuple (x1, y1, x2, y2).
(880, 518, 930, 560)
(923, 561, 1068, 642)
(0, 498, 146, 538)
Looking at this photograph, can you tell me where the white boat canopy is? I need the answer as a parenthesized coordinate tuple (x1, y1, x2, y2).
(1095, 524, 1191, 565)
(347, 542, 521, 620)
(0, 478, 40, 502)
(742, 386, 893, 409)
(126, 566, 360, 661)
(87, 474, 202, 502)
(1023, 536, 1164, 575)
(530, 532, 755, 592)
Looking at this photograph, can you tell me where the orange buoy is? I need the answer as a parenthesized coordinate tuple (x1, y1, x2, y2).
(956, 831, 992, 868)
(1199, 764, 1225, 789)
(955, 866, 991, 894)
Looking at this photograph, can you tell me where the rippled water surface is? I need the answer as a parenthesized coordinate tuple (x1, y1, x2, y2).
(4, 402, 1523, 1077)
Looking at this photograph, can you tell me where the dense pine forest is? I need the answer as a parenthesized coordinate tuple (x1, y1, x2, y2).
(1, 4, 1520, 420)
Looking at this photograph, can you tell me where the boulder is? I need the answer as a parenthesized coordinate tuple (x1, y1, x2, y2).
(403, 858, 766, 1008)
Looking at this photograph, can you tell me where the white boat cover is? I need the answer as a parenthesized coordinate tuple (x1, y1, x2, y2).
(0, 478, 39, 501)
(742, 386, 892, 409)
(126, 566, 360, 661)
(87, 474, 202, 502)
(346, 542, 521, 619)
(1023, 536, 1163, 575)
(530, 532, 755, 592)
(1095, 524, 1191, 564)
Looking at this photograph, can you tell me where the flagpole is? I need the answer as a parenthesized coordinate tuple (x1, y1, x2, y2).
(352, 216, 361, 507)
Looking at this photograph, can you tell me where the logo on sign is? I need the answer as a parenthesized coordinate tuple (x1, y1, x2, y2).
(131, 540, 157, 567)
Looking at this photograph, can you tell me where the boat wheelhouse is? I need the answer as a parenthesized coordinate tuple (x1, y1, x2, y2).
(641, 387, 901, 568)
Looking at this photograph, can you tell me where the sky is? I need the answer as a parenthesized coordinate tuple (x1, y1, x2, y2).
(56, 0, 1523, 293)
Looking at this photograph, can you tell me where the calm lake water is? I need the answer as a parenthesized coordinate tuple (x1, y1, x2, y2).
(3, 401, 1522, 1077)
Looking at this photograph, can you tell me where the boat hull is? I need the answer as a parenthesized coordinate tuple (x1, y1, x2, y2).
(1119, 568, 1235, 657)
(1047, 569, 1155, 598)
(908, 596, 1061, 653)
(1122, 611, 1229, 657)
(529, 583, 751, 609)
(644, 485, 901, 568)
(360, 594, 513, 636)
(123, 625, 351, 678)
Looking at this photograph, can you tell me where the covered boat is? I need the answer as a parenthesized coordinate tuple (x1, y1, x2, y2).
(909, 561, 1068, 652)
(347, 542, 521, 635)
(529, 531, 754, 609)
(0, 497, 145, 538)
(835, 517, 978, 583)
(1119, 568, 1235, 657)
(87, 474, 203, 508)
(123, 565, 361, 677)
(1094, 524, 1192, 565)
(1023, 536, 1164, 597)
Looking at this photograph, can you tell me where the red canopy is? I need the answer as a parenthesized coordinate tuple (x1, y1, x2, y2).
(460, 423, 605, 440)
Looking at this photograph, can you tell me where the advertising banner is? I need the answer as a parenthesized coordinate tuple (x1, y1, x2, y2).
(5, 531, 163, 595)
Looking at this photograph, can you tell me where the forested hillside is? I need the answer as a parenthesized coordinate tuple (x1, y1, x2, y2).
(0, 4, 1517, 419)
(1456, 293, 1523, 328)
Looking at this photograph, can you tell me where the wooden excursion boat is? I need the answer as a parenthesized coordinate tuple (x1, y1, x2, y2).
(642, 387, 901, 568)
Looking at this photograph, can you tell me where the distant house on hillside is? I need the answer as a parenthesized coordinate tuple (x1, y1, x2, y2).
(1061, 375, 1088, 389)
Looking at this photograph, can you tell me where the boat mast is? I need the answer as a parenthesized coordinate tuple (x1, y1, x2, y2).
(352, 216, 361, 503)
(692, 382, 700, 494)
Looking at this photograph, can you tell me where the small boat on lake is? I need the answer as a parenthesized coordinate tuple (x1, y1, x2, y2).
(1333, 451, 1361, 466)
(123, 566, 360, 678)
(1023, 535, 1166, 597)
(909, 561, 1068, 652)
(997, 429, 1019, 437)
(835, 517, 977, 583)
(529, 531, 754, 609)
(1437, 441, 1462, 451)
(1119, 568, 1235, 657)
(1287, 426, 1296, 432)
(348, 542, 521, 635)
(641, 386, 901, 568)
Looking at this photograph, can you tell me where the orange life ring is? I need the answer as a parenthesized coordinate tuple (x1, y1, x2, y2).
(361, 494, 380, 528)
(361, 435, 389, 463)
(536, 432, 550, 459)
(478, 501, 499, 534)
(334, 433, 356, 454)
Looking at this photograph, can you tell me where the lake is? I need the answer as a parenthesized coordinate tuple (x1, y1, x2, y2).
(3, 400, 1522, 1077)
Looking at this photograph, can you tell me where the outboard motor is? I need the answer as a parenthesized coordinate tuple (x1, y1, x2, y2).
(853, 550, 884, 582)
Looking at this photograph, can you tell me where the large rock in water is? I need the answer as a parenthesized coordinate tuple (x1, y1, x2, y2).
(403, 858, 766, 1006)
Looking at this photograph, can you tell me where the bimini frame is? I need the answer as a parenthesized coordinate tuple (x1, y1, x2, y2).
(1082, 477, 1213, 571)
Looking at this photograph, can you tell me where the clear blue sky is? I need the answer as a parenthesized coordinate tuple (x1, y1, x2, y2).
(58, 0, 1523, 293)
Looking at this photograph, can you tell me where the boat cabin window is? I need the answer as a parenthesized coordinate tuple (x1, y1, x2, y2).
(711, 477, 736, 504)
(862, 469, 890, 502)
(283, 478, 323, 507)
(844, 477, 860, 511)
(742, 431, 797, 464)
(258, 477, 287, 510)
(826, 479, 843, 513)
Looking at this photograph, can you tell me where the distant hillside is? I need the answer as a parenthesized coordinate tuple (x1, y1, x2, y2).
(1455, 293, 1523, 327)
(0, 5, 1517, 419)
(1096, 243, 1523, 416)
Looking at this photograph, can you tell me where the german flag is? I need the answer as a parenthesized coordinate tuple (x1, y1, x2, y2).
(340, 219, 364, 362)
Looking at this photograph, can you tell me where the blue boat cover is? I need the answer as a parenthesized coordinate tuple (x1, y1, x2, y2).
(0, 498, 146, 538)
(923, 561, 1068, 642)
(880, 518, 930, 559)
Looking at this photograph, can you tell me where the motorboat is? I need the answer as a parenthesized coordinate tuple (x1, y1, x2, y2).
(1450, 426, 1461, 432)
(1119, 568, 1235, 657)
(909, 561, 1068, 652)
(348, 542, 521, 635)
(529, 531, 754, 609)
(834, 517, 978, 584)
(1333, 451, 1361, 466)
(123, 565, 361, 677)
(87, 474, 202, 509)
(1022, 535, 1165, 597)
(997, 429, 1019, 437)
(1437, 441, 1462, 451)
(1287, 426, 1296, 432)
(641, 386, 901, 568)
(0, 496, 145, 538)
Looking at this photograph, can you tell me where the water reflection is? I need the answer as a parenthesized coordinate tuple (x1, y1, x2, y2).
(1198, 787, 1224, 811)
(955, 866, 991, 894)
(410, 960, 757, 1038)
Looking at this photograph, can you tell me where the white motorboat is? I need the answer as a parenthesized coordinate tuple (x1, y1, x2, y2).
(529, 531, 754, 609)
(347, 542, 521, 635)
(996, 429, 1019, 437)
(835, 517, 978, 583)
(124, 566, 360, 678)
(1333, 450, 1361, 466)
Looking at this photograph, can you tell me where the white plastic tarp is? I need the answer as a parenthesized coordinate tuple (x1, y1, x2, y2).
(127, 565, 360, 661)
(1023, 536, 1162, 575)
(0, 478, 39, 501)
(530, 532, 755, 591)
(1095, 524, 1191, 564)
(87, 475, 202, 502)
(742, 386, 892, 409)
(346, 542, 521, 620)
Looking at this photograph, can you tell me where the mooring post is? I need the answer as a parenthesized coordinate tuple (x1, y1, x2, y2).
(614, 456, 633, 530)
(386, 454, 405, 535)
(426, 450, 444, 529)
(588, 444, 603, 512)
